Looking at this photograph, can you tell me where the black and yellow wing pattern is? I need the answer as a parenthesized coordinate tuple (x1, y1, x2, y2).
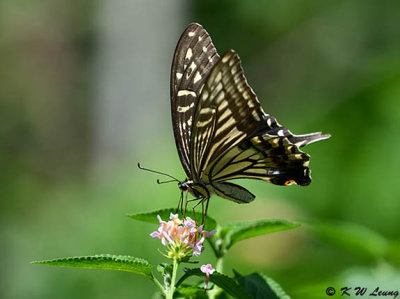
(170, 23, 330, 205)
(170, 23, 220, 177)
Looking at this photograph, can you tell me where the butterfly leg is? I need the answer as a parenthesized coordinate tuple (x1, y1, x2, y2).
(204, 197, 210, 228)
(176, 191, 183, 215)
(191, 197, 203, 222)
(181, 196, 203, 222)
(183, 192, 201, 219)
(197, 197, 210, 226)
(183, 190, 189, 219)
(191, 197, 208, 224)
(201, 199, 205, 224)
(180, 192, 184, 215)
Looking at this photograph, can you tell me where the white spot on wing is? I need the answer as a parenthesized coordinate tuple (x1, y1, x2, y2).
(193, 72, 202, 84)
(177, 106, 189, 113)
(277, 129, 284, 136)
(177, 90, 197, 97)
(185, 48, 193, 60)
(202, 46, 207, 52)
(267, 118, 272, 127)
(188, 31, 195, 37)
(177, 102, 195, 113)
(187, 62, 196, 77)
(176, 73, 183, 80)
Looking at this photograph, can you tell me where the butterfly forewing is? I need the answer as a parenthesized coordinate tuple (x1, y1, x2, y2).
(171, 23, 220, 177)
(190, 50, 266, 180)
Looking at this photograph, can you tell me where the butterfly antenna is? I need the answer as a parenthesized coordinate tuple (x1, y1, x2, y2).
(157, 179, 177, 184)
(137, 162, 180, 182)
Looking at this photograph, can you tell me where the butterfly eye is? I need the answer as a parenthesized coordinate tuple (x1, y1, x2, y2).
(284, 180, 297, 186)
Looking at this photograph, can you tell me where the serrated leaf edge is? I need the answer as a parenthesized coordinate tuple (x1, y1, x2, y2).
(32, 254, 153, 278)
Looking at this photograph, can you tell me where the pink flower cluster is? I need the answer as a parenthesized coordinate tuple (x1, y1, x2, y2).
(150, 213, 216, 260)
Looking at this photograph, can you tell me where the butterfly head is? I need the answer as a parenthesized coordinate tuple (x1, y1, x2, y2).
(178, 179, 194, 191)
(179, 179, 210, 200)
(178, 181, 189, 191)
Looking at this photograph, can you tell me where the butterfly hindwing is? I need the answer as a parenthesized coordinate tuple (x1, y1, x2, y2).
(171, 23, 220, 177)
(207, 132, 313, 188)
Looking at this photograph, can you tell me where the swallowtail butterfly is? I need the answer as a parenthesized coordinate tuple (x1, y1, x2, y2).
(142, 23, 330, 221)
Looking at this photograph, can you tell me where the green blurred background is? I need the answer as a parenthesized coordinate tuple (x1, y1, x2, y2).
(1, 0, 400, 298)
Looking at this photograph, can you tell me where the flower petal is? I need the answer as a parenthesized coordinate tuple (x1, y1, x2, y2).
(200, 264, 215, 275)
(150, 231, 160, 238)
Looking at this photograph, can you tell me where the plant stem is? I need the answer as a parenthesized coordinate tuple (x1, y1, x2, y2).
(207, 238, 221, 258)
(208, 257, 224, 299)
(215, 257, 223, 273)
(152, 276, 165, 296)
(167, 258, 179, 299)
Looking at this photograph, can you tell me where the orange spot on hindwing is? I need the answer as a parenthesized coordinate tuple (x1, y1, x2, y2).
(284, 180, 297, 186)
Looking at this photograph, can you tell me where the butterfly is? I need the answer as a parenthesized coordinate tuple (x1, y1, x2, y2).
(140, 23, 330, 221)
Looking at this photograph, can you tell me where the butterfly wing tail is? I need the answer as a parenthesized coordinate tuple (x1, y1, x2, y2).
(289, 132, 331, 148)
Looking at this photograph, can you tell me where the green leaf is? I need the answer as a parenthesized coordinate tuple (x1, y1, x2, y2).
(222, 219, 300, 250)
(235, 271, 290, 299)
(176, 268, 251, 299)
(157, 263, 172, 277)
(308, 220, 389, 261)
(175, 285, 208, 298)
(32, 254, 153, 279)
(127, 208, 217, 231)
(386, 241, 400, 266)
(157, 263, 172, 287)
